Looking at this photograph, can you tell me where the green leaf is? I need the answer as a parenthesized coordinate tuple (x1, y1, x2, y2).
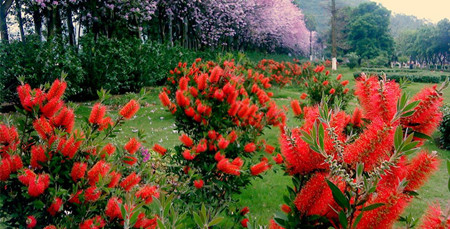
(339, 211, 348, 229)
(412, 131, 432, 140)
(326, 180, 350, 209)
(362, 203, 384, 211)
(157, 219, 166, 229)
(394, 126, 402, 150)
(401, 111, 416, 117)
(356, 163, 364, 177)
(193, 212, 202, 228)
(353, 212, 363, 228)
(403, 100, 420, 113)
(318, 123, 325, 150)
(120, 204, 127, 221)
(208, 216, 224, 227)
(130, 210, 141, 227)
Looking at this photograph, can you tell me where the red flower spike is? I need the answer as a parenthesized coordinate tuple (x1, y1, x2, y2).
(217, 159, 241, 176)
(194, 179, 204, 189)
(46, 79, 67, 101)
(71, 162, 87, 182)
(136, 185, 159, 204)
(124, 138, 141, 155)
(153, 144, 167, 156)
(33, 116, 53, 140)
(322, 81, 329, 86)
(336, 74, 342, 80)
(244, 143, 256, 153)
(47, 197, 63, 216)
(281, 204, 292, 213)
(107, 171, 122, 188)
(26, 216, 37, 228)
(120, 99, 140, 119)
(159, 91, 171, 107)
(120, 172, 141, 192)
(273, 153, 283, 164)
(341, 80, 349, 86)
(419, 203, 450, 229)
(0, 158, 11, 181)
(209, 66, 223, 83)
(88, 103, 106, 126)
(41, 98, 63, 118)
(87, 160, 111, 186)
(291, 100, 302, 116)
(123, 155, 138, 166)
(105, 197, 123, 220)
(240, 207, 250, 215)
(405, 151, 440, 191)
(241, 218, 249, 228)
(180, 134, 193, 147)
(300, 93, 308, 100)
(250, 159, 270, 176)
(294, 173, 334, 216)
(329, 88, 335, 94)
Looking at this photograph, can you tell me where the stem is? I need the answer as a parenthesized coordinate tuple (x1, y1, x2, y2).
(20, 115, 29, 153)
(348, 190, 360, 229)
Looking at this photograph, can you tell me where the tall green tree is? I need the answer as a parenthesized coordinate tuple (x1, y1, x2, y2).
(347, 2, 394, 62)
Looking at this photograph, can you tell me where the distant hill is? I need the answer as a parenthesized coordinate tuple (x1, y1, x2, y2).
(295, 0, 427, 38)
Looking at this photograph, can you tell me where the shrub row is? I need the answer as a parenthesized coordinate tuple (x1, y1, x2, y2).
(0, 35, 220, 103)
(439, 104, 450, 150)
(353, 71, 449, 83)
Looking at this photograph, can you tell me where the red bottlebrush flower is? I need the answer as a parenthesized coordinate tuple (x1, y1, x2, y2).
(322, 81, 329, 86)
(105, 197, 123, 220)
(41, 98, 63, 118)
(265, 144, 275, 154)
(69, 190, 83, 204)
(419, 203, 450, 229)
(120, 172, 141, 192)
(405, 151, 440, 191)
(196, 139, 207, 153)
(28, 174, 50, 197)
(218, 137, 230, 149)
(87, 160, 111, 186)
(185, 107, 195, 117)
(281, 204, 292, 213)
(10, 155, 23, 172)
(153, 144, 167, 156)
(180, 134, 193, 147)
(51, 107, 75, 132)
(336, 74, 342, 80)
(136, 185, 159, 204)
(17, 85, 45, 111)
(33, 116, 53, 140)
(300, 93, 308, 100)
(273, 153, 283, 164)
(341, 80, 349, 86)
(214, 151, 225, 162)
(240, 207, 250, 215)
(325, 70, 330, 76)
(217, 159, 241, 176)
(269, 219, 284, 229)
(343, 118, 395, 171)
(208, 130, 217, 140)
(0, 158, 11, 181)
(58, 135, 82, 159)
(26, 216, 37, 228)
(197, 74, 208, 91)
(190, 87, 198, 97)
(228, 102, 239, 116)
(108, 171, 121, 188)
(401, 86, 444, 136)
(47, 197, 63, 216)
(209, 66, 223, 83)
(71, 162, 87, 182)
(214, 89, 224, 101)
(176, 91, 189, 107)
(119, 99, 140, 119)
(232, 157, 244, 167)
(99, 116, 113, 131)
(250, 159, 270, 176)
(84, 186, 101, 202)
(241, 218, 249, 228)
(228, 130, 238, 143)
(329, 88, 335, 94)
(159, 91, 171, 107)
(179, 77, 189, 91)
(182, 149, 195, 160)
(124, 138, 140, 155)
(183, 166, 191, 174)
(244, 143, 256, 153)
(89, 103, 106, 126)
(30, 145, 50, 169)
(193, 179, 204, 189)
(291, 100, 302, 116)
(0, 124, 19, 153)
(79, 215, 105, 229)
(294, 173, 334, 216)
(237, 104, 249, 118)
(47, 79, 67, 101)
(343, 88, 349, 94)
(123, 155, 138, 166)
(100, 143, 115, 158)
(18, 169, 36, 186)
(134, 214, 158, 229)
(351, 107, 363, 127)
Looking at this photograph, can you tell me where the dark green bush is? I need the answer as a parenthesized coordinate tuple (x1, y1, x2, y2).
(353, 70, 449, 83)
(439, 104, 450, 150)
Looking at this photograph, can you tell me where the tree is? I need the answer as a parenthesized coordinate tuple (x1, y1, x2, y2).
(347, 2, 394, 62)
(0, 0, 13, 42)
(304, 14, 316, 60)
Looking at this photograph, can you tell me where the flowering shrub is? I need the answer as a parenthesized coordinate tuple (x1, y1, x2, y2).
(255, 59, 301, 87)
(274, 75, 447, 228)
(158, 59, 286, 208)
(438, 104, 450, 150)
(0, 78, 162, 228)
(301, 64, 352, 108)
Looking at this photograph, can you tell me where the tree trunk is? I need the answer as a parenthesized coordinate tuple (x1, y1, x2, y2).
(47, 8, 54, 39)
(54, 7, 62, 37)
(183, 17, 188, 48)
(168, 14, 173, 47)
(0, 0, 14, 42)
(15, 0, 25, 42)
(331, 0, 337, 70)
(67, 7, 75, 45)
(33, 9, 42, 40)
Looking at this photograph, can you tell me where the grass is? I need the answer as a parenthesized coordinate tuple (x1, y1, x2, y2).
(1, 66, 449, 227)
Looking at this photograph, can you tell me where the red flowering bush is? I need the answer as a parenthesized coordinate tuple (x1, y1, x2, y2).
(0, 78, 161, 228)
(273, 75, 447, 228)
(158, 59, 286, 207)
(255, 59, 304, 88)
(300, 64, 352, 108)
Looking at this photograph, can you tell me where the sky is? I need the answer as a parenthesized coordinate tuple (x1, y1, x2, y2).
(371, 0, 450, 23)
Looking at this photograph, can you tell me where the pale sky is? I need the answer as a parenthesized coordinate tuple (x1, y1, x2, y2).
(371, 0, 450, 23)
